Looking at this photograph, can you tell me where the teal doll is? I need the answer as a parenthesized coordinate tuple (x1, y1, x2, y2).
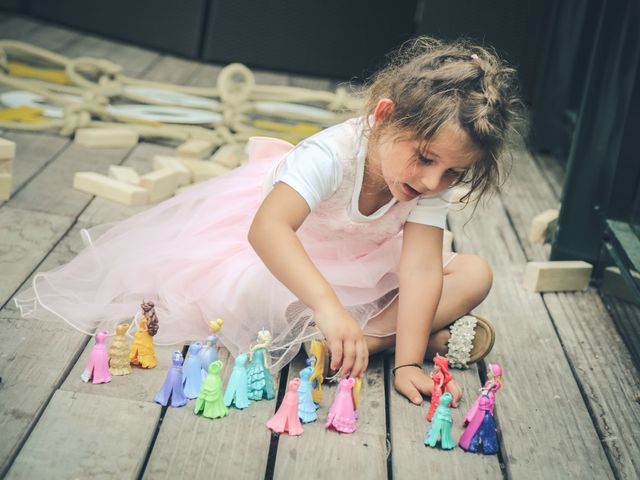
(224, 353, 251, 409)
(424, 392, 455, 450)
(247, 330, 275, 401)
(298, 358, 318, 423)
(194, 360, 228, 419)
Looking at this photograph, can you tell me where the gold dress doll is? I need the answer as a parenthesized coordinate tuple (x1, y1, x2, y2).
(129, 301, 159, 369)
(109, 322, 132, 375)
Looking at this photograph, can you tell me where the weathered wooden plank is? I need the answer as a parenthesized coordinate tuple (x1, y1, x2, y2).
(143, 348, 280, 479)
(533, 152, 565, 200)
(389, 360, 502, 479)
(448, 183, 614, 478)
(5, 390, 160, 479)
(0, 16, 80, 49)
(501, 148, 640, 479)
(0, 206, 73, 306)
(273, 353, 387, 479)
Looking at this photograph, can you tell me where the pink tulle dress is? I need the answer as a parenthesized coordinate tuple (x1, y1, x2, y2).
(14, 118, 455, 372)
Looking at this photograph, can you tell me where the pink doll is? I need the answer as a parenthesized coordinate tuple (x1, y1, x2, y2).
(80, 330, 112, 384)
(325, 377, 357, 434)
(266, 378, 303, 436)
(427, 354, 452, 421)
(463, 363, 502, 426)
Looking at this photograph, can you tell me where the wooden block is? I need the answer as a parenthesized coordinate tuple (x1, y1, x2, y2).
(74, 128, 139, 148)
(602, 266, 640, 305)
(140, 168, 179, 202)
(0, 172, 12, 201)
(443, 228, 453, 252)
(73, 172, 148, 206)
(523, 261, 593, 292)
(152, 155, 191, 186)
(176, 139, 215, 159)
(180, 158, 231, 182)
(0, 158, 13, 174)
(0, 137, 16, 159)
(210, 143, 247, 168)
(529, 209, 559, 244)
(108, 165, 141, 185)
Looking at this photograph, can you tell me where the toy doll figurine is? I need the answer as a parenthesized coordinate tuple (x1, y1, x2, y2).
(424, 392, 455, 450)
(182, 342, 204, 399)
(108, 322, 132, 376)
(129, 301, 159, 369)
(194, 360, 228, 419)
(427, 354, 452, 421)
(298, 358, 318, 423)
(266, 378, 304, 435)
(459, 391, 499, 454)
(224, 353, 251, 409)
(325, 377, 357, 434)
(464, 363, 502, 426)
(198, 318, 223, 373)
(247, 329, 275, 401)
(154, 351, 188, 407)
(308, 340, 326, 404)
(81, 330, 112, 384)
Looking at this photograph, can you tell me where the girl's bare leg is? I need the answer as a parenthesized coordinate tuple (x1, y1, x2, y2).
(364, 254, 493, 357)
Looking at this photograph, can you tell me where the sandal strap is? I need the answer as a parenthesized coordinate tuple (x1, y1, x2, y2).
(446, 315, 478, 369)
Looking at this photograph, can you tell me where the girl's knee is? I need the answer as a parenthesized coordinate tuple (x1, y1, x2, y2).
(453, 254, 493, 302)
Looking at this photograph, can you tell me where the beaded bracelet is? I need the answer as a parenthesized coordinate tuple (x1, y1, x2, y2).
(391, 363, 423, 376)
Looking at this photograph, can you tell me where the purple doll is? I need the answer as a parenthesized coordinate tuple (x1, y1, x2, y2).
(183, 342, 204, 399)
(80, 330, 112, 384)
(154, 351, 188, 407)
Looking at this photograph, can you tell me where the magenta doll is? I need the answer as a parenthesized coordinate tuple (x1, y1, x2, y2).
(325, 377, 357, 434)
(427, 354, 452, 421)
(81, 330, 112, 384)
(463, 363, 502, 426)
(266, 378, 303, 436)
(459, 391, 499, 454)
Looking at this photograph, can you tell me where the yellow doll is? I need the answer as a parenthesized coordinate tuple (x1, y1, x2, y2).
(308, 339, 326, 404)
(108, 322, 132, 375)
(129, 301, 159, 369)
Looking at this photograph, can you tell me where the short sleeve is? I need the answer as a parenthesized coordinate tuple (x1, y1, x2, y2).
(406, 188, 453, 229)
(273, 139, 343, 210)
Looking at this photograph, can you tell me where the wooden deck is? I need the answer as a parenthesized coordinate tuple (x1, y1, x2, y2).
(1, 13, 639, 480)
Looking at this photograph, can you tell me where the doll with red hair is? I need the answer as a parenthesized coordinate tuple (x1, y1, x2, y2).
(426, 354, 452, 421)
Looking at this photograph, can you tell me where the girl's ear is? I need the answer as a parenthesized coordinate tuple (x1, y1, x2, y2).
(373, 98, 395, 126)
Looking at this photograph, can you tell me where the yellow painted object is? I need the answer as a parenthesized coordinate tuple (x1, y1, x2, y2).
(129, 318, 158, 369)
(9, 62, 72, 84)
(353, 377, 362, 410)
(309, 339, 325, 404)
(253, 119, 321, 137)
(0, 106, 47, 123)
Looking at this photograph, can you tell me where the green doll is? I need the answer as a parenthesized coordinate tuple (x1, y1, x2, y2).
(424, 392, 455, 449)
(194, 360, 228, 419)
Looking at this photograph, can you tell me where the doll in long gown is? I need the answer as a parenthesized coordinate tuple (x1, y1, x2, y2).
(129, 301, 159, 369)
(224, 352, 250, 409)
(298, 358, 318, 423)
(182, 342, 204, 399)
(247, 330, 275, 401)
(198, 319, 223, 374)
(424, 392, 455, 449)
(266, 378, 304, 435)
(308, 340, 326, 404)
(325, 377, 357, 433)
(459, 391, 499, 454)
(427, 354, 452, 421)
(154, 351, 188, 407)
(81, 330, 112, 384)
(463, 363, 502, 426)
(108, 322, 132, 376)
(194, 360, 228, 419)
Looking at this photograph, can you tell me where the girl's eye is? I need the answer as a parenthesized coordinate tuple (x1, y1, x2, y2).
(418, 154, 433, 165)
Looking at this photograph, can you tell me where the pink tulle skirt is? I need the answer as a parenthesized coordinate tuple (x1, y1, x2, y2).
(15, 137, 455, 371)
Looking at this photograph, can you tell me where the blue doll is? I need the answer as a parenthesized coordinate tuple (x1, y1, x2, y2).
(182, 342, 204, 399)
(154, 351, 188, 408)
(198, 319, 223, 375)
(247, 329, 275, 401)
(298, 358, 318, 423)
(424, 392, 455, 450)
(224, 353, 251, 409)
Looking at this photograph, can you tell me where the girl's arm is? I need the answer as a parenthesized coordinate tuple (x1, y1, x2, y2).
(394, 221, 449, 404)
(248, 182, 368, 378)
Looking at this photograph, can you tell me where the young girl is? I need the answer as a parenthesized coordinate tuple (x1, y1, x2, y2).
(15, 37, 523, 406)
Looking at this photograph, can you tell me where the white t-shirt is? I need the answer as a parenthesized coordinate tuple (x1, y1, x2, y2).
(271, 119, 451, 229)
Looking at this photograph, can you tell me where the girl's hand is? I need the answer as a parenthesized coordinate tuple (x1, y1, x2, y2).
(394, 368, 462, 407)
(314, 305, 368, 379)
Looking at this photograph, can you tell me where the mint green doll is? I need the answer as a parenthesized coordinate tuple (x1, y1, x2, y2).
(424, 392, 455, 449)
(194, 360, 228, 419)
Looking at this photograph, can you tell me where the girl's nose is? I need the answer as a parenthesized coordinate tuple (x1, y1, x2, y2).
(421, 171, 444, 191)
